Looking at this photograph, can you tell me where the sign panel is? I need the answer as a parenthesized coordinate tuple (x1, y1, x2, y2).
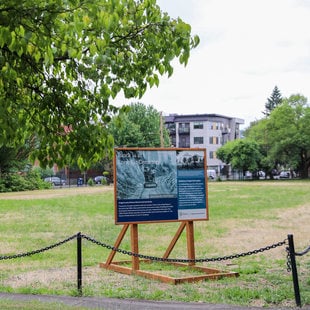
(114, 148, 208, 224)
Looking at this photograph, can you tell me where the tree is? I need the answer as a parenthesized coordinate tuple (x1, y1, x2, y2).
(246, 94, 310, 178)
(266, 94, 310, 178)
(243, 118, 278, 178)
(0, 0, 199, 170)
(108, 102, 170, 147)
(0, 141, 34, 177)
(263, 86, 283, 116)
(216, 139, 263, 178)
(109, 112, 144, 147)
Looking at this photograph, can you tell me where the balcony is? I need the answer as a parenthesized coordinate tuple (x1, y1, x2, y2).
(178, 127, 190, 135)
(221, 127, 231, 135)
(168, 128, 176, 135)
(179, 143, 190, 148)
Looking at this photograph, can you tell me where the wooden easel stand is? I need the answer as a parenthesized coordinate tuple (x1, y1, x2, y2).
(100, 221, 238, 284)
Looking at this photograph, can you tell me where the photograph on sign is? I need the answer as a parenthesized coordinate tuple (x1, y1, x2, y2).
(114, 148, 208, 224)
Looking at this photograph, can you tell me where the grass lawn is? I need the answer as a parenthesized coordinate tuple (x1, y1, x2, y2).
(0, 181, 309, 308)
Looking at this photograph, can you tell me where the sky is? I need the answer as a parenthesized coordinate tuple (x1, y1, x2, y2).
(114, 0, 310, 128)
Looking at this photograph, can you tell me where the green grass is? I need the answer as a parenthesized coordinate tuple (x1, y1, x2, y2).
(0, 181, 309, 308)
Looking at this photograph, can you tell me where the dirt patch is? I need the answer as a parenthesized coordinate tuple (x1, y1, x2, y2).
(3, 265, 156, 290)
(208, 204, 310, 259)
(4, 267, 96, 288)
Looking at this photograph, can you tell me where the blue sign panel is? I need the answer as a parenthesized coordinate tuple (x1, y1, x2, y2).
(114, 148, 208, 224)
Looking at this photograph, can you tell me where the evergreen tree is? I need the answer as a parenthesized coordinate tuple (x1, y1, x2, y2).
(263, 86, 283, 116)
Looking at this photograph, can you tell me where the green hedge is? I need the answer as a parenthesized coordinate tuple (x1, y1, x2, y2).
(0, 170, 50, 192)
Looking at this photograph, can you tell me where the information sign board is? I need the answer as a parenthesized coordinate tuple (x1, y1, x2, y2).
(114, 148, 208, 224)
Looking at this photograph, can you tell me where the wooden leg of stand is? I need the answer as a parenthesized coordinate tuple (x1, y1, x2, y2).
(131, 224, 139, 271)
(186, 221, 195, 266)
(105, 224, 129, 266)
(162, 222, 186, 259)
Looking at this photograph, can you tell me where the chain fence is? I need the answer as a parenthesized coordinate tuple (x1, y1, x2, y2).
(0, 234, 78, 261)
(0, 232, 308, 307)
(81, 233, 287, 263)
(0, 233, 287, 263)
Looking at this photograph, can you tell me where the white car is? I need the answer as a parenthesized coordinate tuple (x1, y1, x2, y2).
(279, 171, 290, 179)
(207, 169, 216, 179)
(94, 176, 108, 184)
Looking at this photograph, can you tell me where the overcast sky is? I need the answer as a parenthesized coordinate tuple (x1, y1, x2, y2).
(115, 0, 310, 128)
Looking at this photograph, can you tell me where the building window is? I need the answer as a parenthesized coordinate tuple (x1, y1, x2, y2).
(209, 151, 216, 159)
(165, 123, 176, 134)
(193, 122, 203, 129)
(211, 122, 220, 130)
(194, 137, 204, 144)
(209, 136, 219, 144)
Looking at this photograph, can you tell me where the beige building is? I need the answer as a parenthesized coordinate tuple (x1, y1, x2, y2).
(164, 113, 244, 174)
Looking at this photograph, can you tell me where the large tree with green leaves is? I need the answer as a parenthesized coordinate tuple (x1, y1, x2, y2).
(216, 139, 263, 177)
(243, 118, 277, 177)
(108, 102, 170, 147)
(246, 94, 310, 178)
(266, 94, 310, 178)
(0, 0, 199, 170)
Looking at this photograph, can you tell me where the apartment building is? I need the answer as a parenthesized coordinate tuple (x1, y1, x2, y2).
(164, 113, 244, 174)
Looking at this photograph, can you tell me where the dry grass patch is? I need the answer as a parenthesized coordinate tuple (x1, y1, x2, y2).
(202, 204, 309, 259)
(0, 186, 112, 200)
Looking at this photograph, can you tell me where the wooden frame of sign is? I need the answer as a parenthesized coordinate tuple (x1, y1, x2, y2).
(99, 148, 238, 283)
(100, 221, 238, 284)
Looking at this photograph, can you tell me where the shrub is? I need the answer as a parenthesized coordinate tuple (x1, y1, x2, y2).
(26, 169, 51, 189)
(0, 169, 50, 192)
(0, 174, 28, 192)
(0, 179, 7, 192)
(32, 166, 54, 179)
(87, 178, 94, 186)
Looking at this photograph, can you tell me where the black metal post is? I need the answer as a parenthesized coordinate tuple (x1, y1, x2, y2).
(77, 232, 82, 296)
(288, 234, 301, 307)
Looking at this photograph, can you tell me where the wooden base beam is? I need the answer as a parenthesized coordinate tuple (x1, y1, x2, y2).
(100, 222, 239, 284)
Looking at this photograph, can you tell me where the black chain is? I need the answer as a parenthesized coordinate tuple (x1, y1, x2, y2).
(0, 234, 78, 260)
(286, 246, 292, 272)
(295, 245, 310, 256)
(0, 233, 287, 264)
(81, 234, 287, 264)
(286, 244, 310, 272)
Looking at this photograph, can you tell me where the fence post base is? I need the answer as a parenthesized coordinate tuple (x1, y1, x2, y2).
(77, 232, 82, 296)
(288, 234, 301, 307)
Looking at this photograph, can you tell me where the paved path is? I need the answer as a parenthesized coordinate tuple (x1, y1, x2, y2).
(1, 292, 309, 310)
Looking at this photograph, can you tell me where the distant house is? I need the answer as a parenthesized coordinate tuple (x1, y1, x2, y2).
(164, 113, 244, 175)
